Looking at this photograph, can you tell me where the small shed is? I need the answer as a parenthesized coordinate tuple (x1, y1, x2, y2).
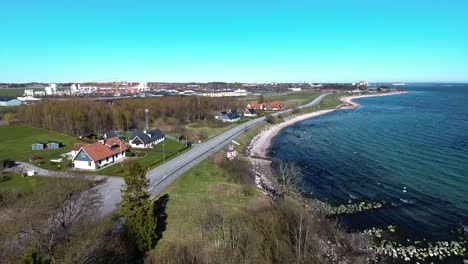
(47, 142, 62, 150)
(32, 143, 46, 150)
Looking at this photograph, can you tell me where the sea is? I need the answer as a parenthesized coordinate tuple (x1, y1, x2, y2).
(269, 84, 468, 241)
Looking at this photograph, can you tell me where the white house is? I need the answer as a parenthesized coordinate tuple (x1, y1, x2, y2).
(129, 129, 165, 149)
(72, 137, 127, 170)
(244, 108, 257, 117)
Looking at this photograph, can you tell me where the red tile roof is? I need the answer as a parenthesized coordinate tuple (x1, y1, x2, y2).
(81, 137, 128, 162)
(269, 102, 284, 108)
(71, 143, 86, 151)
(247, 102, 261, 109)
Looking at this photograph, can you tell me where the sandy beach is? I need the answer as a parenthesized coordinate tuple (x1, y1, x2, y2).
(248, 91, 407, 193)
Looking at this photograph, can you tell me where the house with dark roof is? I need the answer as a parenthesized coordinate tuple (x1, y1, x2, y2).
(72, 137, 128, 170)
(244, 108, 257, 117)
(215, 109, 241, 123)
(129, 129, 165, 149)
(98, 131, 118, 143)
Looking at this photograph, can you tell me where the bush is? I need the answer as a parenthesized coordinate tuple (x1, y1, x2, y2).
(127, 151, 136, 157)
(265, 115, 277, 124)
(30, 156, 43, 162)
(0, 159, 15, 169)
(292, 107, 301, 114)
(136, 152, 146, 157)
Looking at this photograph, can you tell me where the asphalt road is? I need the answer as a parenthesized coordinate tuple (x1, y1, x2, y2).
(145, 93, 331, 199)
(9, 93, 329, 216)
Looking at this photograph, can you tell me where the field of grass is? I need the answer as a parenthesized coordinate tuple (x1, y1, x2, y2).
(0, 124, 80, 170)
(97, 139, 188, 176)
(0, 173, 53, 194)
(0, 88, 47, 97)
(185, 118, 250, 140)
(302, 92, 345, 113)
(151, 159, 258, 251)
(241, 90, 320, 109)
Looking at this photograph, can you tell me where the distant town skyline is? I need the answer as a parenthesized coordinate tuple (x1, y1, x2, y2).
(1, 0, 467, 83)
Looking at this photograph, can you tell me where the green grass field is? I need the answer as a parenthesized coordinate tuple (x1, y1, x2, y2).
(151, 159, 258, 251)
(301, 92, 345, 113)
(185, 121, 237, 140)
(241, 91, 320, 109)
(97, 139, 188, 176)
(0, 173, 53, 194)
(0, 125, 80, 170)
(0, 88, 46, 97)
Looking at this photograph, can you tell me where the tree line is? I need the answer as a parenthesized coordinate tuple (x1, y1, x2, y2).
(18, 96, 237, 136)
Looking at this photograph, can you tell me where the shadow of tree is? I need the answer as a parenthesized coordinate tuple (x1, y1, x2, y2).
(153, 193, 169, 247)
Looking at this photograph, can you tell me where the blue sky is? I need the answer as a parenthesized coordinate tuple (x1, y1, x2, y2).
(1, 0, 467, 83)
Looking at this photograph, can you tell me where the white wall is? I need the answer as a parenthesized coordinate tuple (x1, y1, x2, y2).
(74, 160, 96, 170)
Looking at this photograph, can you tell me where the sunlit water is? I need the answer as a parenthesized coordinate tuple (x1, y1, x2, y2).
(269, 84, 468, 240)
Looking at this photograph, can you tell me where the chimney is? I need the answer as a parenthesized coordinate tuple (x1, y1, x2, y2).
(145, 108, 149, 130)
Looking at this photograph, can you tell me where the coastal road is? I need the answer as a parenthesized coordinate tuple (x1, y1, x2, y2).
(145, 93, 331, 199)
(8, 93, 329, 216)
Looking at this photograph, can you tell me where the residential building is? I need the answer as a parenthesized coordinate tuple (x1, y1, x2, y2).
(246, 102, 262, 109)
(24, 89, 35, 96)
(0, 97, 22, 106)
(45, 84, 57, 95)
(244, 108, 258, 117)
(72, 137, 127, 170)
(200, 89, 247, 97)
(129, 129, 165, 149)
(98, 131, 118, 143)
(71, 143, 86, 157)
(261, 102, 284, 111)
(288, 87, 302, 92)
(216, 109, 241, 122)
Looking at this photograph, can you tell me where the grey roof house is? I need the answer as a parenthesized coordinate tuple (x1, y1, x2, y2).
(129, 129, 165, 149)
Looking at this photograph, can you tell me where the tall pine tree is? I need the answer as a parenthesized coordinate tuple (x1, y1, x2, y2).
(120, 160, 158, 251)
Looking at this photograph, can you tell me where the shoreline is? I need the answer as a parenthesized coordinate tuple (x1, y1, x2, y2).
(248, 91, 407, 193)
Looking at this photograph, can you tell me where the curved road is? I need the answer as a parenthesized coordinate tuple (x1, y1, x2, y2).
(145, 93, 331, 199)
(9, 93, 330, 216)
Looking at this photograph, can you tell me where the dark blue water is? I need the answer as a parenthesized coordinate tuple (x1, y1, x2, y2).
(269, 84, 468, 240)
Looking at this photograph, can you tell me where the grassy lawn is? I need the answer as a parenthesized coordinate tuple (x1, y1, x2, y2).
(0, 124, 80, 171)
(152, 160, 258, 250)
(185, 118, 250, 140)
(302, 92, 345, 113)
(0, 173, 53, 194)
(97, 138, 188, 177)
(241, 91, 320, 109)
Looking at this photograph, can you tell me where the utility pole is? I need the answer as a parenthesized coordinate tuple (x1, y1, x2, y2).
(163, 141, 166, 162)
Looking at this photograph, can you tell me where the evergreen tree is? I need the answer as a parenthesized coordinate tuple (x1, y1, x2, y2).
(120, 160, 157, 251)
(258, 94, 264, 104)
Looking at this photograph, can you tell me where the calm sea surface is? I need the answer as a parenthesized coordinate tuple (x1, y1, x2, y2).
(269, 84, 468, 240)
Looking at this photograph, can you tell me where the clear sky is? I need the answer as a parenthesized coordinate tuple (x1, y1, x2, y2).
(1, 0, 467, 83)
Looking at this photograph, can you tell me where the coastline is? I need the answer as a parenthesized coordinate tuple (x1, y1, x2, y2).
(248, 91, 407, 193)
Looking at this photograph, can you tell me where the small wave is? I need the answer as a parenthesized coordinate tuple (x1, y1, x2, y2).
(348, 193, 358, 199)
(400, 198, 416, 204)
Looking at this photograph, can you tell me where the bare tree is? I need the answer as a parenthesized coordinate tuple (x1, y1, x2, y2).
(273, 162, 303, 198)
(0, 174, 108, 263)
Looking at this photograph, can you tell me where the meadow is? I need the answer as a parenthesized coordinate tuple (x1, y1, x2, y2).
(0, 124, 80, 170)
